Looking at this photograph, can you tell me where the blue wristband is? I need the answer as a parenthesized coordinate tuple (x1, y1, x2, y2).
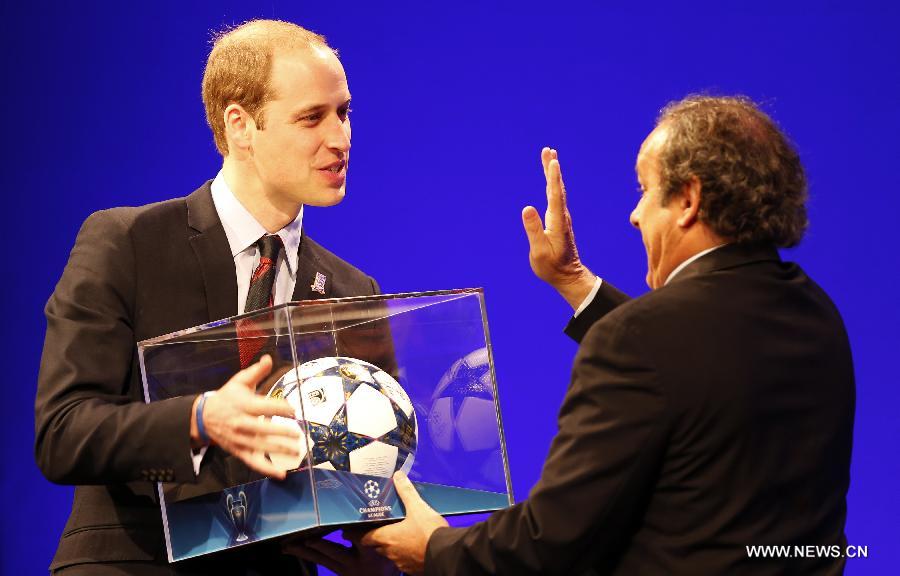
(196, 391, 214, 445)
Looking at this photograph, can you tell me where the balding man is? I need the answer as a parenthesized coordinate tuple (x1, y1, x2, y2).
(360, 96, 855, 576)
(35, 20, 384, 575)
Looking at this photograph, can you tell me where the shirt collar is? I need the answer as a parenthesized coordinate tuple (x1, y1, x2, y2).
(210, 171, 303, 276)
(665, 243, 729, 285)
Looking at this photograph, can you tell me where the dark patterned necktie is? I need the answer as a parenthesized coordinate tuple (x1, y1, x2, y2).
(238, 235, 284, 368)
(244, 235, 284, 313)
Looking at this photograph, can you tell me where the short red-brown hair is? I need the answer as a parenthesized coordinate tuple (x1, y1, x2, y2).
(202, 19, 332, 156)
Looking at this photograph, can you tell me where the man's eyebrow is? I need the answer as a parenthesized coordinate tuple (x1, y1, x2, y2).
(292, 99, 352, 117)
(292, 103, 329, 117)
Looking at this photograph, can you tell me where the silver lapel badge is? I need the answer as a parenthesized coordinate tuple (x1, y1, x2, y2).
(310, 271, 327, 295)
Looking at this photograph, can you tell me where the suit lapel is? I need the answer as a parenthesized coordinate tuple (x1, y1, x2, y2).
(184, 186, 332, 317)
(292, 234, 329, 302)
(186, 182, 238, 322)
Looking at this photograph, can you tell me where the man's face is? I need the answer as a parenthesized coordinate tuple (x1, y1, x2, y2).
(249, 46, 352, 208)
(631, 125, 680, 289)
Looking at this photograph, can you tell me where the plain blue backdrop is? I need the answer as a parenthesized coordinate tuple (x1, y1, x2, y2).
(2, 1, 897, 573)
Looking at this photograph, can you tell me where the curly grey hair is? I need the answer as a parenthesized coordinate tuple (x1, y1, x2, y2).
(656, 95, 808, 247)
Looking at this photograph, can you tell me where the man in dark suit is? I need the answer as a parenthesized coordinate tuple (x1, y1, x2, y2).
(34, 19, 393, 575)
(359, 96, 855, 575)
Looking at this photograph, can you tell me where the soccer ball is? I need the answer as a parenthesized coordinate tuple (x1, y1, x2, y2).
(427, 348, 504, 485)
(267, 357, 417, 479)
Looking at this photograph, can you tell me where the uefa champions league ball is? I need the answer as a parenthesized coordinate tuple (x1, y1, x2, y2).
(427, 348, 504, 484)
(267, 357, 417, 478)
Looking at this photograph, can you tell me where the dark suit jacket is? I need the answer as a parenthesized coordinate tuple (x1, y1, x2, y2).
(34, 182, 381, 574)
(426, 243, 854, 575)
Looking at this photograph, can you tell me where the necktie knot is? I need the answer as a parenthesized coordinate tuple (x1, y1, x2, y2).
(243, 235, 284, 314)
(257, 234, 283, 263)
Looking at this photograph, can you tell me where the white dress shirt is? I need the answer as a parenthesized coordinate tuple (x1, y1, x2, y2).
(192, 171, 305, 473)
(210, 171, 303, 313)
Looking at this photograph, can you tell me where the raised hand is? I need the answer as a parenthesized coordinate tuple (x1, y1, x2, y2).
(190, 355, 301, 479)
(522, 147, 597, 309)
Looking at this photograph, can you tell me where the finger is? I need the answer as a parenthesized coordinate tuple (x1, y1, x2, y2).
(245, 396, 297, 419)
(230, 354, 274, 392)
(543, 151, 555, 206)
(359, 526, 384, 548)
(392, 471, 427, 510)
(258, 432, 304, 460)
(343, 536, 370, 553)
(226, 434, 299, 462)
(267, 450, 304, 473)
(225, 435, 301, 469)
(522, 206, 547, 250)
(552, 153, 565, 191)
(547, 159, 568, 219)
(240, 450, 288, 480)
(231, 414, 302, 440)
(541, 147, 553, 179)
(342, 528, 368, 547)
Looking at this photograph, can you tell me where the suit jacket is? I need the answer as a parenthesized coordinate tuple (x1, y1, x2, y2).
(34, 182, 381, 574)
(426, 243, 854, 575)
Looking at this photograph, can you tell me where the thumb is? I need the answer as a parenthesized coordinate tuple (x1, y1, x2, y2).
(522, 206, 546, 250)
(234, 354, 274, 391)
(393, 470, 426, 511)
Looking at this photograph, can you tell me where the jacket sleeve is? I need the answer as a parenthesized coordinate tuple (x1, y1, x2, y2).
(564, 281, 631, 343)
(425, 312, 668, 576)
(34, 209, 197, 485)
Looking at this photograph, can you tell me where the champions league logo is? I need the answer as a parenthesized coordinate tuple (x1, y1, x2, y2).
(364, 479, 381, 500)
(359, 479, 392, 519)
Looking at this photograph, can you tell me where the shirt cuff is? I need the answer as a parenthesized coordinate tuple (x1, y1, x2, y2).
(573, 276, 604, 317)
(191, 446, 208, 476)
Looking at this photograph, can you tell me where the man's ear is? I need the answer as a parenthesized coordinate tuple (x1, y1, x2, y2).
(223, 103, 256, 154)
(676, 176, 702, 228)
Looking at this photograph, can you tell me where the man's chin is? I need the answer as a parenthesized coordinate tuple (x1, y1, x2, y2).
(646, 269, 662, 290)
(644, 261, 655, 289)
(305, 188, 346, 208)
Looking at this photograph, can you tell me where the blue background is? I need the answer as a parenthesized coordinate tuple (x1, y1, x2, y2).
(2, 1, 898, 573)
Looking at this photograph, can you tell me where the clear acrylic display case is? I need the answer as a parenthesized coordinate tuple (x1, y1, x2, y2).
(138, 289, 513, 562)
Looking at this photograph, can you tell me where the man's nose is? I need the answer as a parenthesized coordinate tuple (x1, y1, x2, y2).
(630, 205, 641, 229)
(325, 115, 351, 154)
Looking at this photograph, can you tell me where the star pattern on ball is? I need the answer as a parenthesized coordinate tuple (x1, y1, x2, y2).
(446, 360, 493, 413)
(340, 374, 366, 402)
(381, 398, 418, 472)
(308, 405, 374, 471)
(267, 357, 418, 477)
